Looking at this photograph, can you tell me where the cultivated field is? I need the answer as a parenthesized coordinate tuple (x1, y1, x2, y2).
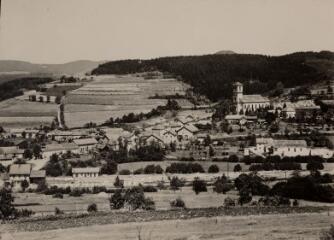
(3, 210, 334, 240)
(64, 75, 188, 128)
(0, 99, 57, 128)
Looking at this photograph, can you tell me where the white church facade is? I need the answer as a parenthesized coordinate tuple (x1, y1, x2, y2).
(233, 82, 270, 113)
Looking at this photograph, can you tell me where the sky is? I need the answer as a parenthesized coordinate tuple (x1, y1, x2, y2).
(0, 0, 333, 63)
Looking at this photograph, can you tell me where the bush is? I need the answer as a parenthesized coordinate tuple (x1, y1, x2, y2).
(15, 209, 34, 218)
(101, 160, 118, 175)
(224, 197, 235, 207)
(69, 188, 82, 197)
(0, 188, 16, 220)
(109, 186, 155, 211)
(92, 186, 107, 194)
(170, 197, 186, 209)
(143, 164, 164, 174)
(233, 164, 242, 172)
(235, 173, 270, 196)
(55, 207, 64, 215)
(208, 164, 219, 173)
(142, 185, 158, 192)
(133, 168, 144, 175)
(192, 178, 207, 195)
(52, 193, 63, 199)
(114, 176, 124, 188)
(306, 161, 324, 171)
(87, 203, 98, 212)
(228, 155, 239, 162)
(213, 175, 234, 194)
(119, 169, 131, 175)
(170, 176, 185, 191)
(166, 163, 205, 174)
(238, 187, 252, 205)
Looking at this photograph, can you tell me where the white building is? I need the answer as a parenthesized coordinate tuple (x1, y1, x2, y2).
(9, 164, 32, 186)
(176, 124, 199, 141)
(73, 138, 98, 153)
(72, 167, 100, 178)
(233, 82, 270, 114)
(42, 143, 79, 159)
(245, 137, 334, 159)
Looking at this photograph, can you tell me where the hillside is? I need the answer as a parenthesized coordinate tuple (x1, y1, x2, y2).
(91, 51, 334, 101)
(0, 60, 103, 75)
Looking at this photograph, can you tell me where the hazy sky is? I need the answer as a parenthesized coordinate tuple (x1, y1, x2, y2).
(0, 0, 333, 63)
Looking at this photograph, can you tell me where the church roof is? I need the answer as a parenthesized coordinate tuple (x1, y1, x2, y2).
(241, 95, 270, 103)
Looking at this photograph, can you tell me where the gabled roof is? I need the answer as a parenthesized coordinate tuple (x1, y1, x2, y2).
(0, 147, 24, 155)
(241, 95, 270, 103)
(176, 124, 199, 133)
(9, 164, 31, 175)
(73, 138, 98, 146)
(72, 167, 100, 174)
(30, 170, 46, 178)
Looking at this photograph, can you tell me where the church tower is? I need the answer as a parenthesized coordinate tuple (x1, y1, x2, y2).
(233, 82, 243, 114)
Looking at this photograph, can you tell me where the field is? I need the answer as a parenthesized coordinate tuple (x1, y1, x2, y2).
(0, 98, 57, 128)
(3, 209, 334, 240)
(64, 75, 188, 128)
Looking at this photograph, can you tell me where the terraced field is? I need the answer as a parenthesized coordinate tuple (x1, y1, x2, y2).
(64, 75, 188, 128)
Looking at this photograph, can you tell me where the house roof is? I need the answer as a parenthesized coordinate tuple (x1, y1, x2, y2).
(0, 147, 24, 155)
(72, 167, 100, 174)
(241, 95, 270, 103)
(62, 142, 79, 151)
(73, 138, 98, 146)
(225, 114, 245, 120)
(43, 143, 67, 152)
(274, 139, 307, 148)
(30, 170, 46, 178)
(176, 124, 199, 133)
(143, 134, 164, 143)
(9, 164, 32, 175)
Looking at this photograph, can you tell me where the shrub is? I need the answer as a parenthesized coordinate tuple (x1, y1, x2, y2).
(192, 178, 207, 194)
(87, 203, 98, 212)
(166, 163, 204, 174)
(238, 187, 252, 205)
(306, 161, 324, 171)
(208, 164, 219, 173)
(52, 193, 63, 199)
(36, 181, 48, 193)
(233, 164, 242, 172)
(228, 155, 239, 162)
(213, 175, 234, 194)
(155, 165, 164, 174)
(15, 209, 34, 218)
(109, 186, 155, 211)
(144, 164, 156, 174)
(224, 197, 235, 207)
(100, 160, 118, 175)
(20, 180, 29, 192)
(0, 188, 16, 220)
(119, 169, 131, 175)
(170, 197, 186, 209)
(55, 207, 64, 215)
(114, 176, 124, 188)
(170, 176, 185, 191)
(142, 185, 158, 192)
(235, 173, 270, 196)
(133, 168, 144, 175)
(293, 199, 299, 207)
(92, 186, 107, 194)
(69, 188, 82, 197)
(157, 181, 167, 190)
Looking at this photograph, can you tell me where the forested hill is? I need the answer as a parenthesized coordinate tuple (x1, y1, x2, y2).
(91, 51, 334, 101)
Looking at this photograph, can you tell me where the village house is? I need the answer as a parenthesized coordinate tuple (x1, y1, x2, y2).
(140, 133, 165, 148)
(73, 138, 98, 153)
(29, 170, 46, 184)
(9, 164, 32, 186)
(295, 105, 321, 122)
(176, 124, 199, 141)
(42, 142, 79, 159)
(161, 129, 178, 145)
(72, 167, 100, 178)
(27, 90, 57, 103)
(0, 146, 24, 161)
(233, 82, 270, 114)
(245, 137, 334, 158)
(47, 130, 87, 142)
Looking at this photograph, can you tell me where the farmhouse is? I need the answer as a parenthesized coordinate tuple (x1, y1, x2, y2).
(72, 167, 100, 178)
(0, 146, 24, 161)
(161, 130, 178, 144)
(140, 133, 165, 148)
(42, 143, 79, 159)
(73, 138, 98, 153)
(30, 170, 46, 184)
(47, 130, 87, 141)
(233, 82, 270, 114)
(245, 137, 334, 158)
(176, 124, 199, 141)
(28, 90, 57, 103)
(9, 164, 32, 185)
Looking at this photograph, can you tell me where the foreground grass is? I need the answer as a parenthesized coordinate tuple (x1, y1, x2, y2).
(5, 206, 332, 232)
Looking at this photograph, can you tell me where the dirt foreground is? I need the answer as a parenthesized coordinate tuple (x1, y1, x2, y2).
(1, 211, 333, 240)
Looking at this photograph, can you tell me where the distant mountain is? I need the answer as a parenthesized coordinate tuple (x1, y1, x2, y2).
(215, 50, 237, 55)
(0, 60, 103, 75)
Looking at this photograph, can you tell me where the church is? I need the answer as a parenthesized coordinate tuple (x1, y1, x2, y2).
(233, 82, 270, 114)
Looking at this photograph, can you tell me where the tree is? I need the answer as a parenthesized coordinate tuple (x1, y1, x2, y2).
(0, 163, 6, 173)
(114, 176, 124, 188)
(45, 154, 63, 177)
(234, 164, 242, 172)
(204, 135, 211, 146)
(209, 146, 215, 157)
(192, 178, 207, 194)
(238, 187, 252, 205)
(208, 164, 219, 173)
(170, 176, 185, 191)
(32, 144, 42, 159)
(306, 161, 324, 171)
(21, 180, 29, 192)
(101, 160, 118, 175)
(0, 188, 16, 220)
(23, 149, 33, 159)
(170, 197, 186, 209)
(87, 203, 98, 213)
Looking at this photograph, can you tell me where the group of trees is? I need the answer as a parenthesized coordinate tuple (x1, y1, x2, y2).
(0, 77, 54, 102)
(92, 51, 333, 101)
(165, 162, 205, 174)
